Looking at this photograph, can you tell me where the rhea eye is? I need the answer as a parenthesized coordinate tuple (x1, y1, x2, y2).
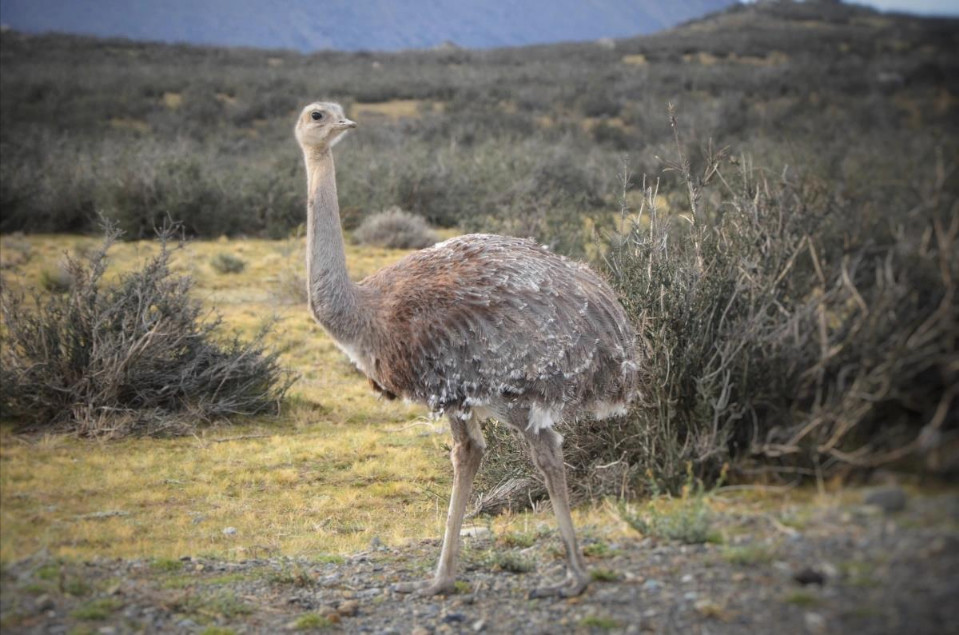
(311, 111, 323, 121)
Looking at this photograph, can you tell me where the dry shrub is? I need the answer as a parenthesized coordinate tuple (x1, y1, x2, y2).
(352, 207, 438, 249)
(476, 112, 957, 508)
(0, 223, 295, 436)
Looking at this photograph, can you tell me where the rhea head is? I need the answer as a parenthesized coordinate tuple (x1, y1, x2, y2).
(295, 101, 356, 152)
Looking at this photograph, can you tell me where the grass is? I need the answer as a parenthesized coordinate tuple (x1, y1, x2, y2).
(0, 234, 438, 562)
(722, 544, 775, 566)
(580, 615, 621, 630)
(71, 598, 122, 620)
(784, 590, 821, 607)
(150, 558, 183, 573)
(292, 613, 334, 630)
(619, 474, 723, 545)
(0, 233, 619, 564)
(484, 551, 535, 574)
(583, 541, 617, 559)
(590, 568, 620, 582)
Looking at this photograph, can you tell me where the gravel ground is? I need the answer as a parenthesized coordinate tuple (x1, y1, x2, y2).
(2, 490, 957, 634)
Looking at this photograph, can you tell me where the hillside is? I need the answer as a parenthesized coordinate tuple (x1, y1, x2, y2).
(1, 0, 955, 239)
(0, 0, 734, 52)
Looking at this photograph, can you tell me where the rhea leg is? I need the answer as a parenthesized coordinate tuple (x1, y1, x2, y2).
(394, 412, 485, 595)
(525, 427, 590, 598)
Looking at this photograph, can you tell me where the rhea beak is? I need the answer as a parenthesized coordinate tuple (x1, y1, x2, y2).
(337, 119, 357, 130)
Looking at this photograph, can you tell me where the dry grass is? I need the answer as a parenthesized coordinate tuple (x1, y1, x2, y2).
(0, 234, 435, 561)
(0, 232, 607, 564)
(350, 100, 442, 120)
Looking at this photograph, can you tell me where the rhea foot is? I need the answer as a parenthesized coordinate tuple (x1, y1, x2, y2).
(392, 578, 455, 597)
(528, 572, 589, 599)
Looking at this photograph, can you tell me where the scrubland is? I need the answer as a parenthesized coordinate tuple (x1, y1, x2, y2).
(0, 0, 957, 598)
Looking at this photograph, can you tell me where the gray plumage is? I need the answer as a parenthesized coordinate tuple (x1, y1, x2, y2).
(359, 233, 638, 424)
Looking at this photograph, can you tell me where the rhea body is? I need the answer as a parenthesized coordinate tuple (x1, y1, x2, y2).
(296, 102, 638, 598)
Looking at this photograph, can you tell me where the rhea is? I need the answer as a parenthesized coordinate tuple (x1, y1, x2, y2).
(295, 102, 638, 598)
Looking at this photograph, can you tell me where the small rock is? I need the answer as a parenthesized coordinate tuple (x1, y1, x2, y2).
(460, 526, 492, 539)
(642, 579, 662, 591)
(864, 487, 907, 513)
(97, 627, 117, 635)
(338, 600, 359, 617)
(360, 587, 384, 599)
(322, 612, 341, 624)
(222, 527, 237, 536)
(443, 612, 466, 624)
(177, 619, 198, 629)
(683, 591, 698, 601)
(370, 536, 384, 549)
(472, 619, 486, 631)
(794, 567, 826, 586)
(773, 561, 792, 574)
(804, 611, 826, 634)
(320, 573, 342, 586)
(410, 628, 430, 635)
(681, 574, 694, 583)
(34, 594, 55, 612)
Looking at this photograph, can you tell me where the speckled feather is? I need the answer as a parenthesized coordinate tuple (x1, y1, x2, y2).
(350, 234, 639, 427)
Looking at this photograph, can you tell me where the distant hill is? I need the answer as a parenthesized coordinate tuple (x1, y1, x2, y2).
(0, 0, 735, 52)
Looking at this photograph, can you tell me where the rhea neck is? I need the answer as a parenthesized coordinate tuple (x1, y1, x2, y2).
(303, 146, 360, 342)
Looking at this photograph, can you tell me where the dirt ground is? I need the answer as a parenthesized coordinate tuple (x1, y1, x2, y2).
(2, 488, 957, 634)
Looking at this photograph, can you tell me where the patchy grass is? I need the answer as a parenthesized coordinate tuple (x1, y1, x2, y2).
(619, 475, 723, 545)
(71, 598, 123, 620)
(150, 558, 183, 573)
(722, 544, 775, 566)
(580, 615, 620, 630)
(0, 234, 624, 565)
(292, 613, 333, 630)
(496, 531, 538, 549)
(0, 235, 439, 563)
(590, 568, 620, 582)
(583, 540, 617, 559)
(785, 590, 821, 607)
(269, 565, 315, 588)
(484, 551, 535, 574)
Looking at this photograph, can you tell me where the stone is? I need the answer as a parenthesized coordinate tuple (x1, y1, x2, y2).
(642, 579, 662, 592)
(794, 567, 826, 586)
(460, 526, 492, 539)
(34, 594, 55, 612)
(804, 612, 826, 634)
(222, 526, 237, 536)
(338, 600, 360, 617)
(864, 487, 907, 513)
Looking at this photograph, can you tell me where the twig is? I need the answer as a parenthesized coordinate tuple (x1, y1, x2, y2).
(209, 434, 270, 443)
